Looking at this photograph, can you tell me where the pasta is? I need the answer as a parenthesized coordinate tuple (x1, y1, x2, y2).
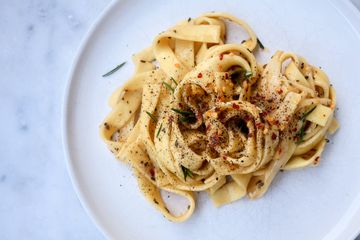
(100, 12, 338, 222)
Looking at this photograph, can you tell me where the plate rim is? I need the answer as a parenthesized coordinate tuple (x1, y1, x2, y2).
(62, 0, 118, 239)
(61, 0, 360, 239)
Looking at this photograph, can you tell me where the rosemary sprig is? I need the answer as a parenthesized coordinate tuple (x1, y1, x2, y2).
(156, 123, 163, 138)
(181, 165, 194, 181)
(162, 81, 174, 93)
(146, 111, 158, 123)
(257, 38, 265, 50)
(295, 106, 317, 144)
(102, 61, 126, 77)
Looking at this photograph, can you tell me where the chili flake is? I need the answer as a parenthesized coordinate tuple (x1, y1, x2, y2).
(272, 133, 277, 140)
(232, 103, 240, 110)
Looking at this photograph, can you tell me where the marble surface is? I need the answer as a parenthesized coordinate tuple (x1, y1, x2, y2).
(0, 1, 110, 239)
(1, 0, 360, 239)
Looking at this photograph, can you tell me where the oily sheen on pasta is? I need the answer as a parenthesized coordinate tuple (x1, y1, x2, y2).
(100, 12, 339, 222)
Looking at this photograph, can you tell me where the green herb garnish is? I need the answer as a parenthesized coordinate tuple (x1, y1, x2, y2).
(156, 123, 163, 138)
(170, 77, 178, 86)
(295, 126, 306, 144)
(229, 68, 253, 84)
(171, 108, 196, 123)
(295, 106, 317, 144)
(102, 61, 126, 77)
(171, 108, 194, 116)
(179, 116, 197, 123)
(146, 111, 158, 123)
(301, 106, 317, 120)
(257, 38, 264, 49)
(181, 165, 194, 181)
(162, 81, 174, 93)
(244, 71, 253, 78)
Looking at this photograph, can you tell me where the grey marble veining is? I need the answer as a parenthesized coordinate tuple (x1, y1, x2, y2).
(1, 0, 360, 239)
(0, 1, 110, 239)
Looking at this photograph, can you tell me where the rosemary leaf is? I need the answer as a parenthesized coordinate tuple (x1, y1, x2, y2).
(146, 111, 158, 123)
(301, 106, 317, 121)
(156, 123, 163, 138)
(295, 106, 317, 144)
(162, 81, 174, 93)
(102, 61, 126, 77)
(229, 68, 253, 84)
(181, 165, 194, 181)
(171, 108, 194, 116)
(295, 125, 306, 144)
(244, 71, 253, 79)
(170, 77, 178, 86)
(257, 38, 265, 49)
(179, 116, 196, 123)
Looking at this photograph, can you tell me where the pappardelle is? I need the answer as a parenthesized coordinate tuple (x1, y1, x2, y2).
(100, 12, 338, 222)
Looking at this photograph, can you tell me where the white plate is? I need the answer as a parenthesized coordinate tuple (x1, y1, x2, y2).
(63, 0, 360, 239)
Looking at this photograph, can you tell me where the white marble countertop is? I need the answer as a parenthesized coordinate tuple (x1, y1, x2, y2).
(1, 1, 360, 239)
(0, 1, 110, 239)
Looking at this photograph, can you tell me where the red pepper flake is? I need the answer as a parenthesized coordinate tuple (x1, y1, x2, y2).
(150, 168, 155, 180)
(219, 53, 224, 60)
(206, 124, 211, 131)
(277, 88, 283, 94)
(217, 96, 225, 102)
(232, 103, 240, 110)
(272, 133, 277, 140)
(222, 155, 227, 160)
(255, 122, 264, 129)
(266, 116, 274, 124)
(225, 72, 229, 79)
(292, 128, 297, 132)
(260, 111, 268, 118)
(197, 72, 203, 78)
(209, 134, 221, 147)
(278, 148, 282, 154)
(244, 115, 251, 121)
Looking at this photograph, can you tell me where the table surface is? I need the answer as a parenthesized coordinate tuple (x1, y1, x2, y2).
(1, 0, 359, 239)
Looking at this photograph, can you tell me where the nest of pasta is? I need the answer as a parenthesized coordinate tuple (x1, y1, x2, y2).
(100, 12, 338, 222)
